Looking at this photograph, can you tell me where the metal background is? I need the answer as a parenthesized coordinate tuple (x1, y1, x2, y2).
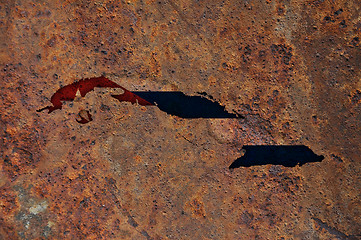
(0, 0, 360, 239)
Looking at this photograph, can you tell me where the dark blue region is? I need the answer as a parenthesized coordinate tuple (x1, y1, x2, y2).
(133, 91, 241, 118)
(229, 145, 324, 168)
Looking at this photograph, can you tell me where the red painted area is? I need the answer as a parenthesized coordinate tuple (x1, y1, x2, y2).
(37, 76, 153, 115)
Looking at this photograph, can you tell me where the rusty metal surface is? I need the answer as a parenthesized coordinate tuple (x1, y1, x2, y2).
(0, 0, 360, 239)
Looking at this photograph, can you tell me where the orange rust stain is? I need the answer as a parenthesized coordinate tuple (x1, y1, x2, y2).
(0, 186, 19, 216)
(186, 198, 206, 218)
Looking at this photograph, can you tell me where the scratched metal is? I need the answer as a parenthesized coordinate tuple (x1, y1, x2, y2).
(0, 0, 360, 239)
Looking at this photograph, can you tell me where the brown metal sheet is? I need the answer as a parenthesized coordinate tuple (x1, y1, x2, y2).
(1, 0, 360, 239)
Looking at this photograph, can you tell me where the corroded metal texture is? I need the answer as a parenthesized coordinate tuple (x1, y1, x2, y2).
(1, 0, 360, 239)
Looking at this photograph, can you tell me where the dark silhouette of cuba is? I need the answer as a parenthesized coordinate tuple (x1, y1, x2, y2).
(119, 91, 241, 119)
(37, 76, 241, 121)
(229, 145, 324, 168)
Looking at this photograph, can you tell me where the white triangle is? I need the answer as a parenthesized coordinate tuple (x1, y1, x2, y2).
(75, 89, 81, 98)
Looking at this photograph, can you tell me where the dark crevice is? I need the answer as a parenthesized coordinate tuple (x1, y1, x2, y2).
(229, 145, 324, 168)
(312, 217, 360, 240)
(105, 177, 153, 240)
(197, 91, 214, 100)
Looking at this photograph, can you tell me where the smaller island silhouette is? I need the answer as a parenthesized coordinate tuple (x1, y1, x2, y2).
(229, 145, 324, 168)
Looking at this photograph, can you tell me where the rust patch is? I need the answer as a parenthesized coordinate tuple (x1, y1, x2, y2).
(350, 89, 361, 105)
(0, 186, 19, 216)
(186, 198, 206, 219)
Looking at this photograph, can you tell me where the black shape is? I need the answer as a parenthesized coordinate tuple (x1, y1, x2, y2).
(229, 145, 324, 168)
(132, 91, 242, 118)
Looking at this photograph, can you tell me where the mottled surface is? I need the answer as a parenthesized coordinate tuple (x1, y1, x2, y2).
(1, 0, 360, 239)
